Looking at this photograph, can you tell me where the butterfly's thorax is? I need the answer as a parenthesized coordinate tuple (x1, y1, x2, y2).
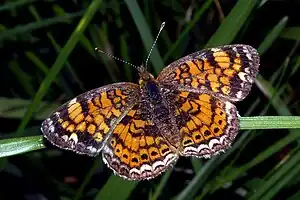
(139, 72, 181, 148)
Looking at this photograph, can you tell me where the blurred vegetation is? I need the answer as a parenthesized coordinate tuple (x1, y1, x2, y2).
(1, 0, 300, 199)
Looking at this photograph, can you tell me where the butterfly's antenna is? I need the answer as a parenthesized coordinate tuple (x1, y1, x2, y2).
(94, 47, 140, 70)
(145, 22, 166, 69)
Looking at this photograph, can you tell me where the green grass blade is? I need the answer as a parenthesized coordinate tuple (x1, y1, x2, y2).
(205, 0, 259, 47)
(0, 11, 84, 41)
(239, 116, 300, 129)
(15, 0, 103, 137)
(124, 0, 164, 74)
(281, 27, 300, 40)
(8, 60, 35, 97)
(0, 136, 45, 158)
(248, 148, 300, 200)
(150, 169, 172, 200)
(258, 16, 289, 55)
(94, 175, 137, 200)
(0, 0, 37, 12)
(73, 158, 101, 200)
(0, 97, 59, 120)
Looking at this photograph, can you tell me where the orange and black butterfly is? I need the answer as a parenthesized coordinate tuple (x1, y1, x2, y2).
(41, 24, 259, 181)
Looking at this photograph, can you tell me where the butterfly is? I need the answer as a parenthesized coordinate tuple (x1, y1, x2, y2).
(41, 24, 260, 181)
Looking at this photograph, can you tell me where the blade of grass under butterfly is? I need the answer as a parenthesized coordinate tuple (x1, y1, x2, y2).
(1, 116, 300, 156)
(124, 0, 164, 75)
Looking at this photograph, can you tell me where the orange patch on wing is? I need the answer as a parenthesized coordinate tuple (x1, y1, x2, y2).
(215, 68, 222, 75)
(218, 62, 230, 69)
(234, 58, 241, 64)
(114, 143, 123, 157)
(68, 103, 82, 120)
(114, 123, 125, 135)
(61, 121, 69, 129)
(66, 124, 75, 132)
(220, 76, 230, 85)
(197, 73, 206, 84)
(210, 82, 220, 92)
(127, 109, 136, 117)
(94, 114, 104, 126)
(179, 91, 189, 98)
(88, 100, 98, 114)
(213, 51, 228, 57)
(133, 120, 146, 128)
(76, 121, 86, 132)
(139, 136, 146, 147)
(94, 132, 103, 142)
(224, 69, 235, 77)
(191, 78, 199, 88)
(186, 120, 197, 131)
(187, 60, 201, 75)
(232, 63, 241, 71)
(100, 92, 112, 108)
(207, 74, 218, 82)
(111, 107, 121, 117)
(131, 137, 140, 152)
(74, 113, 84, 124)
(181, 101, 191, 112)
(99, 122, 109, 134)
(87, 124, 96, 135)
(124, 133, 133, 148)
(221, 86, 230, 95)
(199, 94, 211, 103)
(145, 136, 155, 146)
(196, 112, 212, 125)
(116, 89, 126, 99)
(214, 56, 230, 63)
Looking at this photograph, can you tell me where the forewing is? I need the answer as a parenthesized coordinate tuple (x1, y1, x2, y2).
(102, 102, 179, 181)
(157, 44, 260, 101)
(41, 83, 140, 156)
(171, 90, 239, 158)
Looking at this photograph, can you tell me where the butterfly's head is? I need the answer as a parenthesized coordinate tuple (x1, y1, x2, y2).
(138, 67, 155, 86)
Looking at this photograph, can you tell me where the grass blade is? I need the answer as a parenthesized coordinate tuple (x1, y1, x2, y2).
(205, 0, 259, 47)
(94, 175, 137, 200)
(15, 0, 103, 136)
(124, 0, 164, 74)
(0, 136, 45, 158)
